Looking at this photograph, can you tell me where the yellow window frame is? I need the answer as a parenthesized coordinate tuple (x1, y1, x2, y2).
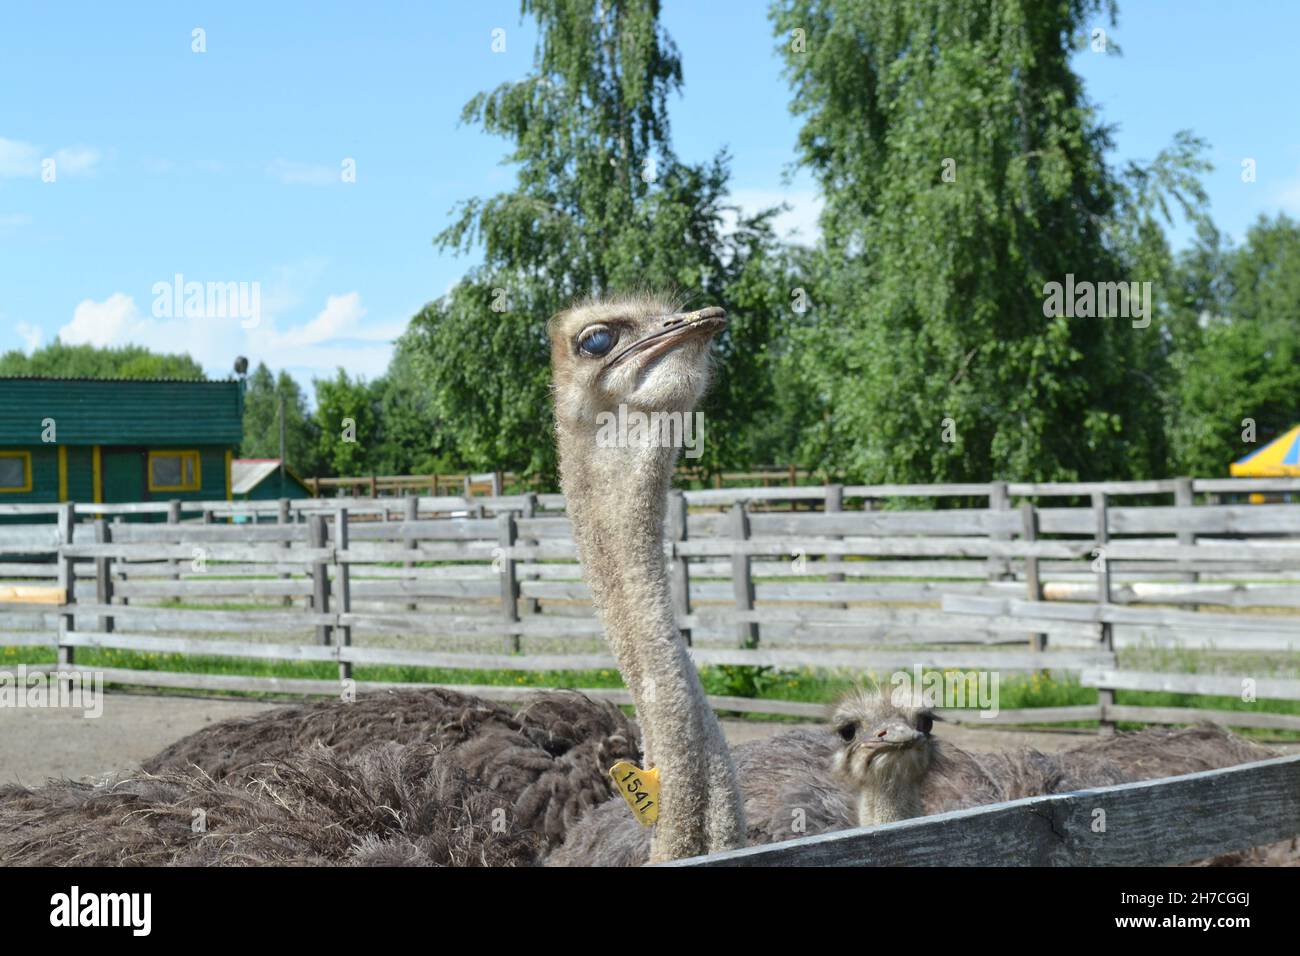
(147, 450, 202, 493)
(0, 451, 32, 493)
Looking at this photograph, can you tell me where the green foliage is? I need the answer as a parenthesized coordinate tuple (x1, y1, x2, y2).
(770, 0, 1176, 483)
(312, 369, 379, 477)
(239, 362, 322, 476)
(704, 665, 778, 700)
(402, 0, 789, 480)
(367, 342, 450, 476)
(15, 4, 1285, 490)
(308, 351, 452, 478)
(0, 341, 206, 380)
(1167, 214, 1300, 474)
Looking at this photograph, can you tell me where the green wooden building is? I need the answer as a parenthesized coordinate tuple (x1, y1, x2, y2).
(0, 377, 243, 504)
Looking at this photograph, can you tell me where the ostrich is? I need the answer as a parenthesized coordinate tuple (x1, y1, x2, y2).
(548, 294, 746, 861)
(143, 686, 641, 849)
(0, 740, 545, 866)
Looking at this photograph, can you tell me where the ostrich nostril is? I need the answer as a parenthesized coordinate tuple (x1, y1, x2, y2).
(875, 730, 887, 738)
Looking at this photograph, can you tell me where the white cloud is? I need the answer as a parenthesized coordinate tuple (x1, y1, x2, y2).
(60, 292, 149, 347)
(266, 292, 365, 347)
(53, 288, 406, 389)
(726, 188, 824, 246)
(0, 138, 41, 177)
(0, 137, 101, 178)
(52, 146, 101, 176)
(14, 321, 43, 353)
(267, 158, 338, 186)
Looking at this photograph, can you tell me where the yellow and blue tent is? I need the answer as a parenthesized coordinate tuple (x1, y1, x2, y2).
(1230, 424, 1300, 476)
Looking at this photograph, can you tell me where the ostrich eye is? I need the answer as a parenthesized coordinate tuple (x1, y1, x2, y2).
(916, 713, 934, 735)
(578, 327, 616, 357)
(837, 722, 856, 742)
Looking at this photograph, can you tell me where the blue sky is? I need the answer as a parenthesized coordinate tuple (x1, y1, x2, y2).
(2, 1, 1297, 394)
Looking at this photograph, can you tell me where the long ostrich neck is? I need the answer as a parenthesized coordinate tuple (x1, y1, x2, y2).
(558, 427, 745, 862)
(857, 783, 923, 827)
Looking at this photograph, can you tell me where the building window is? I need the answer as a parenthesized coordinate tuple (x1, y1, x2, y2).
(0, 451, 32, 493)
(148, 450, 202, 492)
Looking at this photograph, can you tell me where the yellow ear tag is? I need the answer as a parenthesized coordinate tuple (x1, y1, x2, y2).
(609, 761, 660, 827)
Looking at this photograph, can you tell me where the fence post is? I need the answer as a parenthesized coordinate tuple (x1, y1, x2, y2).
(112, 516, 127, 606)
(729, 501, 759, 648)
(498, 511, 520, 654)
(334, 507, 352, 684)
(309, 514, 331, 646)
(56, 503, 76, 691)
(1020, 501, 1045, 653)
(988, 480, 1010, 581)
(1174, 476, 1199, 595)
(404, 494, 419, 612)
(521, 492, 540, 615)
(167, 499, 181, 583)
(278, 498, 292, 607)
(669, 491, 692, 645)
(824, 484, 846, 607)
(1092, 491, 1115, 735)
(94, 520, 114, 634)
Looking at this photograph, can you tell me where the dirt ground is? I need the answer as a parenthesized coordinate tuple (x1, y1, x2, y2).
(2, 690, 1295, 787)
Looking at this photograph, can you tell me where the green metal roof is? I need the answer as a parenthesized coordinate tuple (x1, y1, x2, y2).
(0, 377, 243, 445)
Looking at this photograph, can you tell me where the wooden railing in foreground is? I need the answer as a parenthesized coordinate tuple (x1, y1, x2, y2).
(1, 476, 1298, 729)
(668, 753, 1300, 866)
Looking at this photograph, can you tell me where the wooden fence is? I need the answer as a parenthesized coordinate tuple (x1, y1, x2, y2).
(2, 476, 1299, 729)
(671, 753, 1300, 866)
(306, 466, 819, 497)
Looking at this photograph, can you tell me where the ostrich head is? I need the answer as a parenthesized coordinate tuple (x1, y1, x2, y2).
(548, 294, 745, 864)
(549, 295, 727, 427)
(831, 687, 938, 826)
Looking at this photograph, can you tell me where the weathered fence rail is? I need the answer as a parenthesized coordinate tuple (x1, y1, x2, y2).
(2, 476, 1299, 727)
(668, 753, 1300, 866)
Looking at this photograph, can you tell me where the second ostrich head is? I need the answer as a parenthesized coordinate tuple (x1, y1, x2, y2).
(832, 687, 938, 826)
(549, 294, 745, 864)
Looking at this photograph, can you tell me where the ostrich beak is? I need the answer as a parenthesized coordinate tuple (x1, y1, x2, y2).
(601, 306, 727, 373)
(861, 726, 929, 768)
